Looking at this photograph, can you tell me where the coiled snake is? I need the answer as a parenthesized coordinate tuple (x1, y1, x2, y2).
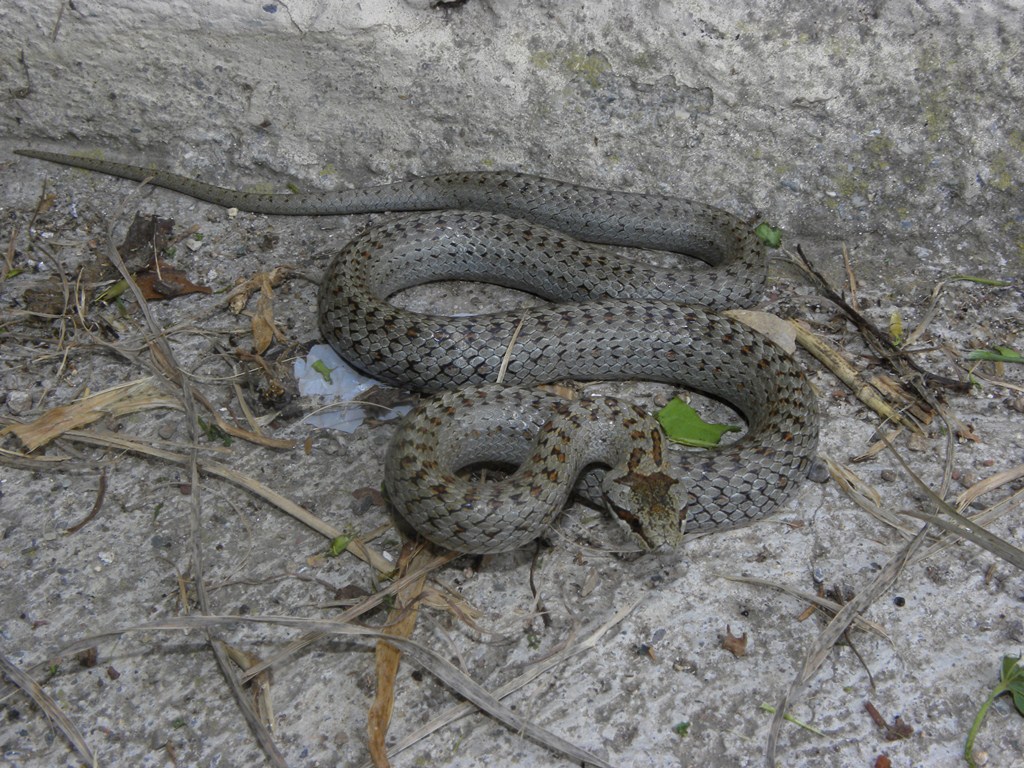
(16, 149, 820, 554)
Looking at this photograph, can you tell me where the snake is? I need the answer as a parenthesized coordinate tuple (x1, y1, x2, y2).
(15, 148, 820, 554)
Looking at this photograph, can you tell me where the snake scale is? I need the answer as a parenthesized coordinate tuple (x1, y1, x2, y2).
(16, 149, 819, 554)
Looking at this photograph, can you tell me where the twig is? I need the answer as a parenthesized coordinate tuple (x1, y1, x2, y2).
(880, 434, 1024, 570)
(100, 180, 287, 767)
(496, 313, 527, 384)
(912, 485, 1024, 566)
(841, 242, 858, 311)
(60, 615, 617, 768)
(240, 550, 459, 682)
(59, 426, 394, 573)
(360, 598, 643, 767)
(65, 467, 108, 534)
(901, 279, 947, 349)
(0, 652, 95, 768)
(765, 395, 996, 764)
(724, 575, 888, 638)
(792, 245, 970, 395)
(765, 525, 931, 766)
(790, 320, 920, 429)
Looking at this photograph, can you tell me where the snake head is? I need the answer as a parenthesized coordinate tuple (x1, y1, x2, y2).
(602, 464, 688, 549)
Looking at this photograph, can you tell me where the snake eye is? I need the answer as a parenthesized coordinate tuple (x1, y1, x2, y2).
(605, 502, 657, 549)
(611, 506, 643, 535)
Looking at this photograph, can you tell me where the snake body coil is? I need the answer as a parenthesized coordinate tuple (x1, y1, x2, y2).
(16, 149, 820, 554)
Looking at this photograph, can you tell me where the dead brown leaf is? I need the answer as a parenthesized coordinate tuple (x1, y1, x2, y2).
(1, 378, 178, 451)
(227, 266, 293, 314)
(368, 543, 434, 768)
(721, 625, 748, 657)
(956, 463, 1024, 511)
(134, 256, 212, 301)
(865, 700, 914, 741)
(222, 643, 275, 732)
(251, 274, 277, 354)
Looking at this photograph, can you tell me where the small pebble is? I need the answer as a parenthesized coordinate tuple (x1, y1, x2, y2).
(6, 390, 33, 415)
(807, 459, 830, 483)
(880, 469, 896, 482)
(1011, 397, 1024, 414)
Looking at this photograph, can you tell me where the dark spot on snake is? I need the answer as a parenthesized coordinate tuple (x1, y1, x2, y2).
(650, 433, 663, 464)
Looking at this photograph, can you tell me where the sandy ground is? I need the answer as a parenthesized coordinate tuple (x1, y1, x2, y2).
(1, 2, 1023, 767)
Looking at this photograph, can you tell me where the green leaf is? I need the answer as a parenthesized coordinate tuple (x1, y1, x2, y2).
(657, 398, 741, 448)
(759, 703, 826, 735)
(967, 346, 1023, 364)
(672, 721, 690, 737)
(965, 655, 1024, 765)
(889, 310, 904, 346)
(197, 416, 233, 446)
(328, 535, 351, 557)
(1001, 655, 1024, 716)
(312, 359, 335, 383)
(1011, 685, 1024, 716)
(754, 222, 782, 249)
(96, 279, 129, 303)
(1000, 655, 1020, 681)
